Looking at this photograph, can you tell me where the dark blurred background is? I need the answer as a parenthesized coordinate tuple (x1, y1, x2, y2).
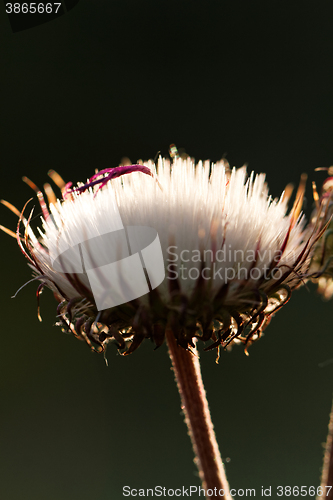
(1, 1, 333, 499)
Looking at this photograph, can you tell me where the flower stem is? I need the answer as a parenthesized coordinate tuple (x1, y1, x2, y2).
(318, 398, 333, 500)
(166, 329, 232, 499)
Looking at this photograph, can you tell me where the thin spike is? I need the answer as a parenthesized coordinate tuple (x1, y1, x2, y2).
(36, 282, 45, 322)
(11, 275, 46, 298)
(48, 170, 66, 189)
(44, 183, 57, 205)
(24, 206, 35, 247)
(1, 201, 33, 239)
(312, 181, 320, 210)
(1, 200, 21, 217)
(22, 176, 39, 193)
(22, 176, 50, 220)
(0, 225, 18, 238)
(16, 199, 36, 267)
(70, 165, 162, 197)
(290, 173, 307, 227)
(315, 167, 333, 175)
(282, 183, 294, 203)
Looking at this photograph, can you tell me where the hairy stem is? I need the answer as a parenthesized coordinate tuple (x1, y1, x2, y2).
(318, 398, 333, 500)
(166, 329, 232, 500)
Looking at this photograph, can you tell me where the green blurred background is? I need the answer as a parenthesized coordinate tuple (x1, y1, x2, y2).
(1, 1, 333, 499)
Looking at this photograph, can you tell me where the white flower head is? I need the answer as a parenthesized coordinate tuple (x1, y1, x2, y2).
(1, 156, 325, 357)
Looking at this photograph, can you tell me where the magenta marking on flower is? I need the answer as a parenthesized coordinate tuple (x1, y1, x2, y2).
(70, 165, 155, 196)
(62, 182, 73, 200)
